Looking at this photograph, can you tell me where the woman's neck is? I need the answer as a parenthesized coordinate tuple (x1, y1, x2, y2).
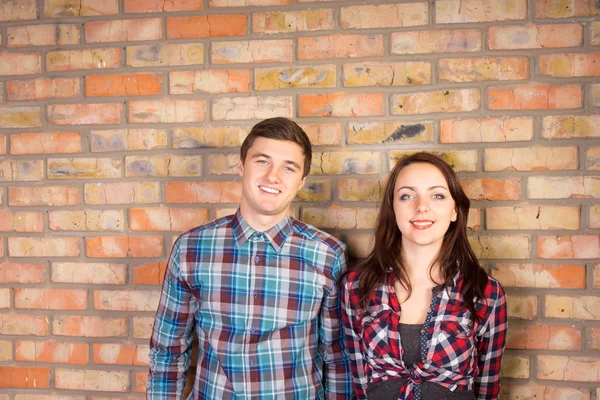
(401, 242, 443, 285)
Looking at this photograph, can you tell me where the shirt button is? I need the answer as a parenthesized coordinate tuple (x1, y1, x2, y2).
(250, 327, 256, 333)
(249, 360, 255, 366)
(254, 256, 260, 263)
(254, 290, 259, 297)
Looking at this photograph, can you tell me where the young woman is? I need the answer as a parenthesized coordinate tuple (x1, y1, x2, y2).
(341, 152, 507, 400)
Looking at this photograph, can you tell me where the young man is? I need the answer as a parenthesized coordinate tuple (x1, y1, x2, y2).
(147, 117, 352, 399)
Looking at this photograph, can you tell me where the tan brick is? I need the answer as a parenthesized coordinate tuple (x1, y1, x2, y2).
(0, 0, 37, 21)
(17, 395, 86, 400)
(439, 57, 529, 82)
(86, 18, 161, 43)
(500, 355, 530, 378)
(492, 263, 585, 289)
(500, 383, 591, 400)
(93, 343, 148, 365)
(255, 65, 336, 90)
(592, 327, 600, 348)
(537, 235, 599, 259)
(0, 160, 44, 182)
(485, 147, 578, 172)
(0, 289, 9, 308)
(94, 290, 159, 312)
(48, 158, 121, 180)
(540, 53, 600, 77)
(298, 34, 384, 60)
(16, 341, 88, 365)
(0, 106, 42, 128)
(538, 355, 600, 382)
(86, 236, 163, 258)
(207, 154, 238, 175)
(0, 211, 43, 232)
(469, 235, 531, 259)
(0, 52, 41, 76)
(436, 0, 527, 22)
(296, 180, 332, 202)
(507, 296, 538, 320)
(0, 314, 48, 336)
(8, 24, 80, 47)
(488, 83, 582, 110)
(49, 210, 123, 231)
(546, 295, 600, 320)
(14, 288, 87, 310)
(8, 77, 80, 101)
(340, 3, 427, 29)
(0, 262, 46, 283)
(337, 179, 382, 202)
(299, 123, 341, 146)
(45, 0, 118, 17)
(125, 0, 203, 12)
(127, 43, 204, 67)
(593, 21, 600, 45)
(52, 262, 126, 285)
(253, 9, 333, 33)
(47, 49, 121, 71)
(392, 88, 480, 114)
(592, 83, 600, 107)
(210, 0, 289, 5)
(392, 150, 477, 173)
(8, 237, 80, 257)
(212, 40, 292, 64)
(9, 186, 80, 206)
(213, 96, 292, 120)
(166, 182, 242, 204)
(91, 129, 168, 152)
(55, 368, 128, 391)
(348, 121, 433, 145)
(168, 14, 246, 38)
(132, 262, 167, 285)
(129, 208, 209, 232)
(302, 206, 377, 230)
(344, 61, 431, 87)
(536, 0, 600, 17)
(171, 70, 250, 94)
(527, 176, 599, 199)
(507, 324, 580, 350)
(311, 151, 380, 175)
(53, 316, 126, 338)
(489, 24, 582, 49)
(11, 132, 81, 154)
(391, 29, 481, 54)
(441, 117, 533, 143)
(462, 178, 521, 200)
(0, 341, 12, 361)
(126, 155, 202, 177)
(299, 93, 383, 117)
(48, 103, 122, 125)
(133, 317, 154, 339)
(130, 99, 205, 123)
(172, 126, 248, 149)
(85, 182, 160, 205)
(542, 115, 600, 139)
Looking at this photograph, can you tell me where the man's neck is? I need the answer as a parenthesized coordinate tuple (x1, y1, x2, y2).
(239, 206, 288, 232)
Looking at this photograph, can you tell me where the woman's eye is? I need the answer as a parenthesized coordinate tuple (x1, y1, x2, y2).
(432, 194, 445, 199)
(400, 194, 412, 200)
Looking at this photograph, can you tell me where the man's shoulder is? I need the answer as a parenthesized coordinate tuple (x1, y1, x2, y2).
(289, 217, 347, 254)
(178, 214, 233, 241)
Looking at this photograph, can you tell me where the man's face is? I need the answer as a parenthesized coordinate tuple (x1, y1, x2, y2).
(238, 137, 306, 231)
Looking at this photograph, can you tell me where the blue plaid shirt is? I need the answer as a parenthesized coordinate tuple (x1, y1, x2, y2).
(147, 210, 352, 399)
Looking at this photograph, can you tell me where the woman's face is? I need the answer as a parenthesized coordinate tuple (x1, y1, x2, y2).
(392, 162, 457, 253)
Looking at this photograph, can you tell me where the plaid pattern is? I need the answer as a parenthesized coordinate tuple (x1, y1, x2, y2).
(341, 270, 507, 400)
(147, 211, 352, 399)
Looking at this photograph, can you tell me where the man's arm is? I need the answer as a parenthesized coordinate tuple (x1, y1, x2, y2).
(319, 250, 353, 399)
(147, 238, 197, 398)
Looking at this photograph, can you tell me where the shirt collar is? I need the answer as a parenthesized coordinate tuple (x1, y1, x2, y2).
(232, 209, 292, 253)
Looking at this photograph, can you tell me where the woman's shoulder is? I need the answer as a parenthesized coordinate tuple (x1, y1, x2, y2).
(483, 275, 506, 303)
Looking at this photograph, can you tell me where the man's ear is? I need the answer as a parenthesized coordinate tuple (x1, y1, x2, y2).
(298, 176, 306, 190)
(238, 159, 244, 177)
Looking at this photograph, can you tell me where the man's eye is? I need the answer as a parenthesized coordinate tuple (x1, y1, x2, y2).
(257, 160, 268, 165)
(284, 167, 296, 172)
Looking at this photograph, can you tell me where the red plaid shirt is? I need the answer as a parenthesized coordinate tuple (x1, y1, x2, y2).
(341, 270, 507, 400)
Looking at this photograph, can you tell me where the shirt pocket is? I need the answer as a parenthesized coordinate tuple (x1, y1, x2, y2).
(360, 303, 399, 362)
(429, 318, 475, 370)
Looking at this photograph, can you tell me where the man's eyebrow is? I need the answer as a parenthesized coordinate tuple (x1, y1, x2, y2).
(251, 153, 302, 170)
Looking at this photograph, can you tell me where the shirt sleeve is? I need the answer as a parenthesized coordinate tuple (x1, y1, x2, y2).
(147, 237, 197, 399)
(319, 248, 353, 399)
(474, 281, 508, 400)
(340, 272, 368, 400)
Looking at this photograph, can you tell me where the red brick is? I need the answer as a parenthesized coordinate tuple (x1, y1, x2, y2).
(86, 73, 162, 97)
(540, 52, 600, 77)
(170, 70, 250, 94)
(53, 316, 127, 338)
(9, 185, 80, 206)
(489, 24, 582, 49)
(298, 34, 384, 60)
(86, 236, 163, 258)
(542, 115, 600, 139)
(537, 235, 599, 259)
(44, 0, 118, 17)
(438, 57, 529, 82)
(15, 288, 86, 310)
(84, 182, 160, 205)
(7, 24, 80, 47)
(0, 262, 46, 283)
(52, 262, 126, 284)
(340, 3, 428, 28)
(93, 290, 159, 311)
(129, 99, 205, 123)
(0, 367, 50, 389)
(16, 341, 89, 364)
(48, 103, 122, 125)
(300, 123, 341, 146)
(132, 262, 167, 285)
(212, 96, 292, 120)
(8, 237, 80, 257)
(392, 29, 481, 54)
(299, 93, 384, 117)
(253, 9, 334, 33)
(126, 0, 202, 11)
(0, 52, 41, 76)
(393, 88, 480, 115)
(440, 117, 533, 143)
(7, 77, 80, 100)
(506, 324, 580, 350)
(492, 263, 585, 289)
(436, 0, 527, 22)
(86, 18, 162, 43)
(166, 182, 242, 204)
(0, 211, 43, 232)
(93, 343, 148, 365)
(211, 0, 289, 6)
(130, 208, 209, 231)
(488, 83, 582, 110)
(167, 14, 246, 38)
(0, 0, 38, 21)
(536, 0, 600, 18)
(0, 313, 48, 336)
(461, 178, 521, 200)
(47, 49, 121, 71)
(11, 132, 81, 154)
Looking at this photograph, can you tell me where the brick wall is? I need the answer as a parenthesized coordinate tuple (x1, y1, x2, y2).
(0, 0, 598, 398)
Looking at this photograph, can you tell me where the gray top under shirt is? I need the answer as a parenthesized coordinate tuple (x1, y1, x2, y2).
(365, 323, 477, 400)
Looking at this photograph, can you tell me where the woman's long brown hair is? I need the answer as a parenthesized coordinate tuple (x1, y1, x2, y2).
(348, 152, 488, 321)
